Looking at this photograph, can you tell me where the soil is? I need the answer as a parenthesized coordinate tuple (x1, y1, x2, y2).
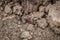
(0, 0, 60, 40)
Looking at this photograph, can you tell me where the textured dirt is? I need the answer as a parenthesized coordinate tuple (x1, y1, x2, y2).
(0, 0, 60, 40)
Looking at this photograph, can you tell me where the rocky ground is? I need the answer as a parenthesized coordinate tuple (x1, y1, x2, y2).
(0, 0, 60, 40)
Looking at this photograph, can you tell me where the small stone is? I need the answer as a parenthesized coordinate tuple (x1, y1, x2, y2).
(27, 24, 34, 31)
(21, 18, 26, 23)
(32, 12, 44, 19)
(45, 4, 52, 12)
(13, 3, 22, 15)
(43, 0, 49, 5)
(37, 18, 47, 29)
(39, 6, 45, 12)
(20, 31, 32, 39)
(4, 5, 12, 14)
(21, 15, 28, 23)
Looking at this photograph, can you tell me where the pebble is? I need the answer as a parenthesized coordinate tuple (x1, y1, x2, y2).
(20, 31, 32, 39)
(21, 15, 28, 23)
(32, 12, 44, 19)
(27, 24, 34, 31)
(45, 4, 52, 12)
(4, 5, 12, 14)
(37, 18, 47, 29)
(39, 6, 45, 12)
(13, 3, 22, 15)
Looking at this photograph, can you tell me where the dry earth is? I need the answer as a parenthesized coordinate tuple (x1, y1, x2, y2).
(0, 0, 60, 40)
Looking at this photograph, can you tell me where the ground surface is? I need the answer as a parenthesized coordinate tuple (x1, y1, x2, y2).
(0, 0, 60, 40)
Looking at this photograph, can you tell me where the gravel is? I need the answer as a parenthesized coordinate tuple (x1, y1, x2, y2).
(0, 0, 60, 40)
